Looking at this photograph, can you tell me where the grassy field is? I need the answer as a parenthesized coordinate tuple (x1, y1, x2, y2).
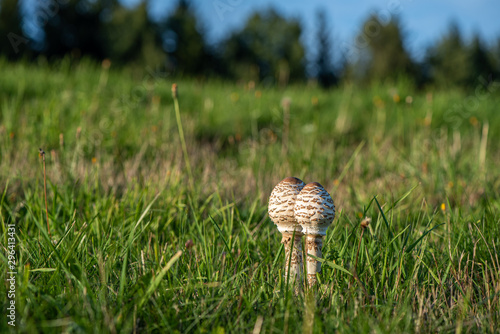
(0, 58, 499, 333)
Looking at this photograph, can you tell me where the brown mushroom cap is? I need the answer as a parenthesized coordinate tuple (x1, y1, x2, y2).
(268, 177, 306, 234)
(294, 182, 335, 236)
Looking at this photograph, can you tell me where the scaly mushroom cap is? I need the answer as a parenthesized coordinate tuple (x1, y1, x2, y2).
(294, 182, 335, 236)
(268, 177, 305, 234)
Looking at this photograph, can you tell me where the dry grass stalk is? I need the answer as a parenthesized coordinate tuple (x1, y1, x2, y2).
(39, 148, 51, 237)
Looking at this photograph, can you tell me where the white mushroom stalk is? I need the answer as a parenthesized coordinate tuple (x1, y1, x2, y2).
(294, 182, 335, 286)
(268, 177, 306, 283)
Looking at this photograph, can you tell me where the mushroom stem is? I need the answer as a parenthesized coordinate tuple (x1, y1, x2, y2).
(282, 231, 303, 282)
(305, 235, 323, 286)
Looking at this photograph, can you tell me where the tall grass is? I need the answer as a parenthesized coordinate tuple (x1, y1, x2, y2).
(0, 58, 499, 333)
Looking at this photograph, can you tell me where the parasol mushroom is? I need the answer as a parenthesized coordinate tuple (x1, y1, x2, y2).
(268, 177, 306, 283)
(294, 182, 335, 286)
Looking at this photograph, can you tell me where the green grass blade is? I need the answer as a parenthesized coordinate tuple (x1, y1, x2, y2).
(118, 193, 160, 305)
(138, 250, 183, 308)
(308, 254, 353, 276)
(374, 195, 393, 238)
(405, 222, 444, 253)
(209, 215, 234, 262)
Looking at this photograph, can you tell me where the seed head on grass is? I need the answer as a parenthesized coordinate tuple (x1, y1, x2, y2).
(101, 59, 111, 70)
(185, 239, 194, 250)
(360, 217, 371, 229)
(171, 83, 178, 99)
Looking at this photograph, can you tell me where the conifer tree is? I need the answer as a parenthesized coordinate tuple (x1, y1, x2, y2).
(315, 10, 338, 88)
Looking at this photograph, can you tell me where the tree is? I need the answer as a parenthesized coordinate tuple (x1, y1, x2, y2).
(0, 0, 28, 59)
(105, 2, 165, 68)
(425, 22, 470, 88)
(37, 0, 166, 67)
(495, 38, 500, 75)
(494, 38, 500, 76)
(467, 33, 498, 85)
(158, 0, 211, 76)
(223, 8, 305, 84)
(314, 10, 338, 88)
(354, 14, 416, 83)
(40, 0, 116, 59)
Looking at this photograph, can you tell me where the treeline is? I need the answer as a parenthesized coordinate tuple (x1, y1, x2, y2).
(1, 0, 499, 88)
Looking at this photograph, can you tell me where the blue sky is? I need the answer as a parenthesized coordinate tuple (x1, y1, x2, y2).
(127, 0, 500, 62)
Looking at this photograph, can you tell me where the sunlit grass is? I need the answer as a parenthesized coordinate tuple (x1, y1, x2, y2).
(0, 58, 499, 333)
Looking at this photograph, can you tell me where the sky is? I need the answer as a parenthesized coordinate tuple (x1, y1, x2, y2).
(122, 0, 500, 62)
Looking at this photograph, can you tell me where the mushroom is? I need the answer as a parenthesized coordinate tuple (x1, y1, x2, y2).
(294, 182, 335, 286)
(268, 177, 306, 282)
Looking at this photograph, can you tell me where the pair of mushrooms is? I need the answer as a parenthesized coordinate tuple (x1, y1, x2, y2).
(269, 177, 335, 287)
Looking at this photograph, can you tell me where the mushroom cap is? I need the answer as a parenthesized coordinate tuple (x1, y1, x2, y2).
(268, 177, 305, 234)
(294, 182, 335, 236)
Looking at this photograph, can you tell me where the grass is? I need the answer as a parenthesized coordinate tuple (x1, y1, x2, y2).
(0, 57, 499, 333)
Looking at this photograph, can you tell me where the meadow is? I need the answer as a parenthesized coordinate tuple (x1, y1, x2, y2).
(0, 58, 499, 333)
